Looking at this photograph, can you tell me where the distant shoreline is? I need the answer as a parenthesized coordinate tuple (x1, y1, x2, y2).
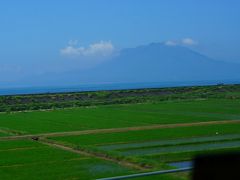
(1, 80, 240, 96)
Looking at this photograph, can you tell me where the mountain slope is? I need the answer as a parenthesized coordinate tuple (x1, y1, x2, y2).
(75, 43, 240, 83)
(17, 43, 240, 87)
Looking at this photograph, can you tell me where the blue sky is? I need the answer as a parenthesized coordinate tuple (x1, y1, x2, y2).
(0, 0, 240, 86)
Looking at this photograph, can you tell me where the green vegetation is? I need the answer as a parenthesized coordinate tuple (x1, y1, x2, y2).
(145, 147, 240, 163)
(0, 84, 240, 179)
(0, 99, 240, 134)
(51, 124, 240, 146)
(0, 140, 42, 150)
(0, 132, 8, 137)
(0, 84, 240, 112)
(0, 140, 136, 180)
(99, 134, 240, 150)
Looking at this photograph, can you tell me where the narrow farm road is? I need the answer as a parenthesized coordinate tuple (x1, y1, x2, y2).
(0, 119, 240, 141)
(39, 139, 149, 171)
(0, 129, 8, 134)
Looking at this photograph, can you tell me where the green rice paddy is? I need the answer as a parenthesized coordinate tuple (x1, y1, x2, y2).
(98, 134, 240, 151)
(0, 140, 136, 180)
(0, 132, 8, 137)
(51, 123, 240, 146)
(0, 94, 240, 179)
(0, 99, 240, 134)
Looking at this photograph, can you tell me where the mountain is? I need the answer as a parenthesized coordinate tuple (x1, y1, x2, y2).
(65, 43, 240, 83)
(17, 43, 240, 87)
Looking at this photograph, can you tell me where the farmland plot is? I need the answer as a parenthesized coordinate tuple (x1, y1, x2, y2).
(0, 96, 240, 180)
(0, 140, 137, 180)
(98, 134, 240, 151)
(51, 123, 240, 146)
(0, 99, 240, 135)
(51, 122, 240, 172)
(0, 132, 8, 137)
(119, 140, 240, 156)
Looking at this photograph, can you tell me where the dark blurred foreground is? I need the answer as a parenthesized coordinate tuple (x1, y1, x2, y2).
(193, 152, 240, 180)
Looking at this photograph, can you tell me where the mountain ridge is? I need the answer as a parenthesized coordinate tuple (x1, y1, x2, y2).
(9, 42, 240, 87)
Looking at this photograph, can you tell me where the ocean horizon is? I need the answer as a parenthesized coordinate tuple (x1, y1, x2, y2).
(1, 80, 239, 96)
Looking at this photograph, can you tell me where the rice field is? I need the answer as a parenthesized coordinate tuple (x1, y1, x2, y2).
(0, 140, 137, 180)
(0, 132, 8, 137)
(51, 123, 240, 146)
(0, 99, 240, 135)
(119, 140, 240, 156)
(0, 98, 240, 179)
(98, 134, 240, 151)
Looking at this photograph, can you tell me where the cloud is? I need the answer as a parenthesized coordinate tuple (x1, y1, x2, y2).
(60, 41, 115, 59)
(181, 38, 198, 46)
(165, 40, 177, 46)
(165, 38, 198, 46)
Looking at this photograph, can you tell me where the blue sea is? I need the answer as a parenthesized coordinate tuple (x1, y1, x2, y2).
(0, 80, 239, 96)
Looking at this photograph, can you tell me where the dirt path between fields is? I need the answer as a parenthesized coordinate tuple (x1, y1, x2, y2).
(0, 128, 25, 136)
(39, 139, 148, 171)
(0, 119, 240, 141)
(0, 129, 12, 135)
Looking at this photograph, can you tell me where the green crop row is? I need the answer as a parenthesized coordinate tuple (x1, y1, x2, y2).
(1, 99, 240, 134)
(51, 123, 240, 146)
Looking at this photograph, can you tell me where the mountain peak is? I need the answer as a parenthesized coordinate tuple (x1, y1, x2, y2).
(17, 42, 240, 87)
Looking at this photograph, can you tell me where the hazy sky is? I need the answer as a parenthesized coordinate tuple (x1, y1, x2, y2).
(0, 0, 240, 85)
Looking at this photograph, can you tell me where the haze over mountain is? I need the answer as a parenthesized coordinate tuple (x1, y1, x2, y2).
(14, 42, 240, 88)
(1, 1, 240, 90)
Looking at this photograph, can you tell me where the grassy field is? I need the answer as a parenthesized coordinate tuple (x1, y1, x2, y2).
(0, 140, 184, 180)
(0, 140, 138, 180)
(0, 99, 240, 134)
(0, 132, 8, 137)
(50, 123, 240, 146)
(0, 85, 240, 179)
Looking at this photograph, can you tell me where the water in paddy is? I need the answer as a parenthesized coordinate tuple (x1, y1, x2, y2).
(99, 134, 240, 151)
(119, 140, 240, 156)
(169, 161, 193, 169)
